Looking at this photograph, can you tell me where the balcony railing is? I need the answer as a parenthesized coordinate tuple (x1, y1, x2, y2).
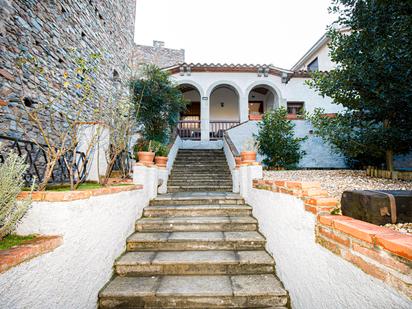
(176, 120, 201, 140)
(210, 121, 240, 140)
(176, 120, 240, 140)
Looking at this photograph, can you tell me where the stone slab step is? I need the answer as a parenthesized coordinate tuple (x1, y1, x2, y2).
(169, 173, 232, 177)
(150, 193, 244, 206)
(168, 187, 232, 193)
(167, 178, 232, 186)
(136, 216, 257, 232)
(143, 204, 252, 217)
(173, 163, 228, 167)
(127, 231, 266, 251)
(99, 274, 288, 308)
(169, 173, 232, 178)
(115, 250, 274, 276)
(174, 159, 227, 163)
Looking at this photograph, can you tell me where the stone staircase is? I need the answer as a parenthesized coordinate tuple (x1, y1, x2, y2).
(98, 149, 289, 308)
(167, 149, 232, 192)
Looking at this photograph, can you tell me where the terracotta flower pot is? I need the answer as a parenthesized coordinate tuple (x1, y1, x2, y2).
(249, 114, 263, 121)
(235, 156, 242, 168)
(155, 156, 168, 168)
(137, 151, 155, 166)
(240, 151, 256, 164)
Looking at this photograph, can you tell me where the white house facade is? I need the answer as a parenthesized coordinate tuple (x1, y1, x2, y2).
(163, 34, 348, 168)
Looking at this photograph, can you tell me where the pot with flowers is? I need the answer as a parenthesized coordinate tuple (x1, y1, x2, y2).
(155, 143, 169, 168)
(241, 138, 258, 164)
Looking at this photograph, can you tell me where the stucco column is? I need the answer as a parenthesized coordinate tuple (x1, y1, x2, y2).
(201, 97, 209, 142)
(239, 95, 249, 122)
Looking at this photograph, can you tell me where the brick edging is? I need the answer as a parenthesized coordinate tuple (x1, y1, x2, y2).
(0, 235, 63, 274)
(253, 179, 412, 299)
(253, 179, 337, 215)
(17, 184, 143, 202)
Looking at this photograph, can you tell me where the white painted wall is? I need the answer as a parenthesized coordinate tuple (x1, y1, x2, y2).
(245, 187, 412, 309)
(210, 87, 239, 121)
(0, 188, 151, 309)
(298, 43, 336, 72)
(227, 120, 347, 168)
(0, 167, 162, 309)
(77, 124, 109, 182)
(172, 72, 343, 115)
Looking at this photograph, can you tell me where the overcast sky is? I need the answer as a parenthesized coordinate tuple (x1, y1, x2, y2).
(134, 0, 336, 69)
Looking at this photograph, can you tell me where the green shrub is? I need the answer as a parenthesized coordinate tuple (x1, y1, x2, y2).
(255, 108, 306, 169)
(133, 139, 162, 159)
(131, 64, 188, 143)
(156, 144, 169, 157)
(0, 144, 32, 240)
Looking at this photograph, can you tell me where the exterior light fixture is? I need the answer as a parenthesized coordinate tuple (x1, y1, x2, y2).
(220, 102, 224, 107)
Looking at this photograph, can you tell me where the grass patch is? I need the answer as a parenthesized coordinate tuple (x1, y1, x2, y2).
(0, 234, 36, 250)
(46, 182, 103, 192)
(21, 181, 134, 192)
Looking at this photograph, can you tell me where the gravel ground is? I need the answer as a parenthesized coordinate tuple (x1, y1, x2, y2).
(263, 170, 412, 234)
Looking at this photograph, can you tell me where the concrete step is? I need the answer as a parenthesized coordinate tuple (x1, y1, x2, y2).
(136, 216, 257, 232)
(169, 173, 232, 178)
(167, 179, 232, 187)
(167, 185, 233, 193)
(115, 250, 275, 276)
(143, 204, 252, 218)
(99, 274, 288, 308)
(126, 231, 266, 251)
(174, 159, 227, 163)
(168, 179, 232, 184)
(170, 168, 231, 172)
(150, 193, 245, 206)
(173, 163, 228, 167)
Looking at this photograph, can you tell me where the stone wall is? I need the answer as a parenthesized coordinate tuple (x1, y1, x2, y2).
(0, 0, 136, 140)
(130, 40, 184, 72)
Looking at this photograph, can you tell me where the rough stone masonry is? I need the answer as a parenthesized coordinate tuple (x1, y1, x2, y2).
(130, 40, 185, 73)
(0, 0, 136, 140)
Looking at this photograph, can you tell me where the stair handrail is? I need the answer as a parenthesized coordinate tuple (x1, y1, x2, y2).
(223, 132, 240, 157)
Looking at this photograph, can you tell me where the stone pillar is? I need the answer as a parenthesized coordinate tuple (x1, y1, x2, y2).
(157, 167, 168, 194)
(133, 164, 159, 199)
(147, 166, 159, 199)
(77, 123, 109, 182)
(232, 168, 240, 193)
(201, 97, 210, 142)
(239, 95, 249, 122)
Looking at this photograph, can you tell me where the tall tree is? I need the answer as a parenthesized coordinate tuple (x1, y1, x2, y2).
(130, 65, 188, 143)
(308, 0, 412, 170)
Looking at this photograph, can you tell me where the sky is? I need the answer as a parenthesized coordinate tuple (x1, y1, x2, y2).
(134, 0, 337, 69)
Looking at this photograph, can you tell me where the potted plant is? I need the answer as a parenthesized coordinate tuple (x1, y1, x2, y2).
(155, 143, 169, 168)
(134, 140, 156, 166)
(249, 112, 263, 121)
(241, 138, 258, 164)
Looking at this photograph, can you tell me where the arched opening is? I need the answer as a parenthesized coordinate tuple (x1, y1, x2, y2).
(177, 83, 201, 140)
(248, 85, 279, 120)
(209, 84, 240, 139)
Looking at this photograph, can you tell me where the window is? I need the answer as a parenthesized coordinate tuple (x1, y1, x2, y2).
(248, 101, 264, 115)
(287, 102, 304, 115)
(307, 57, 319, 72)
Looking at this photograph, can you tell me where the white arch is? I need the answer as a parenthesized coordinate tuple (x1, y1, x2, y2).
(245, 80, 283, 101)
(175, 79, 205, 97)
(206, 80, 243, 97)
